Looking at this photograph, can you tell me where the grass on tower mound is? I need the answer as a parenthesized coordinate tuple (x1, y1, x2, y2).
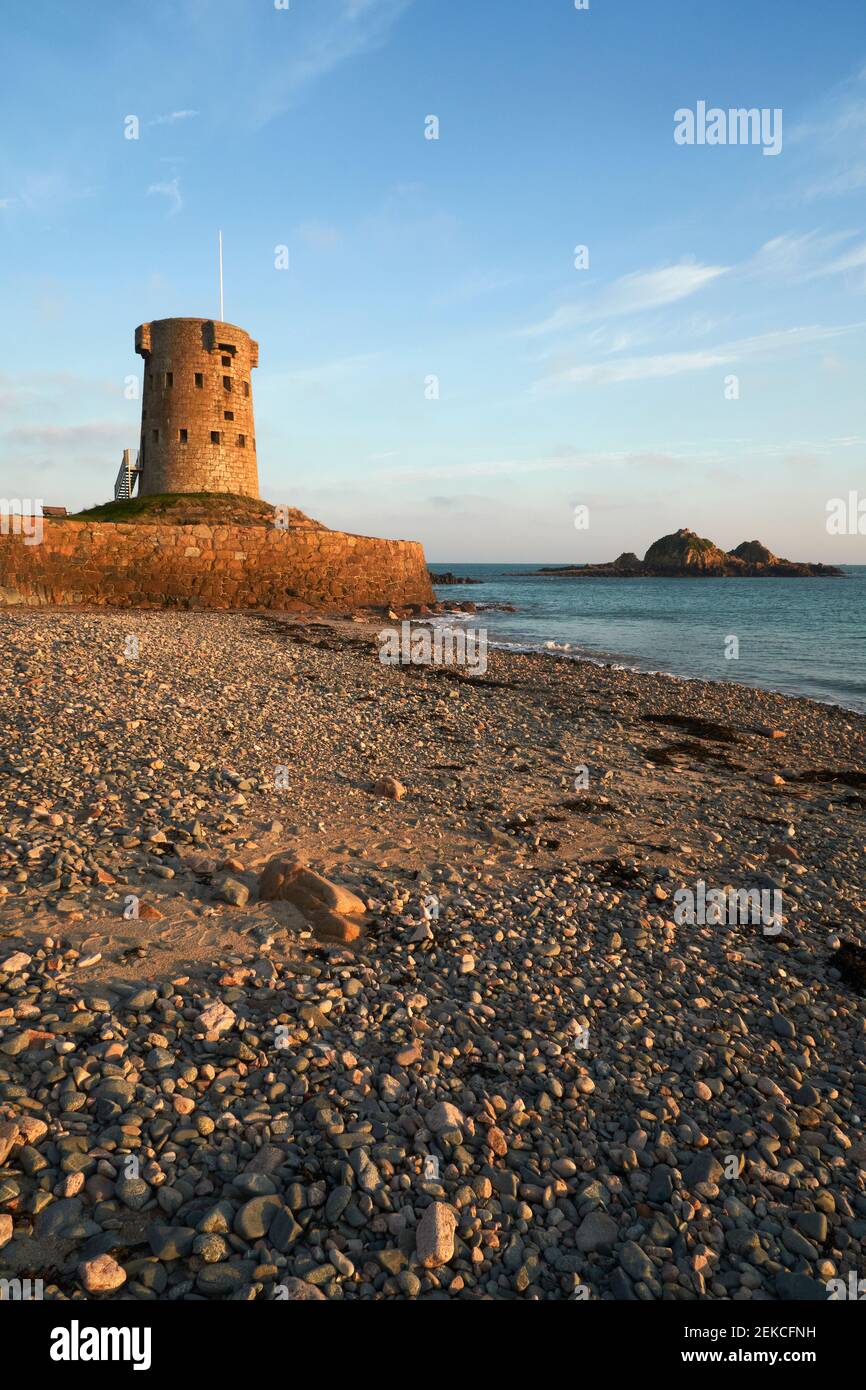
(68, 493, 316, 527)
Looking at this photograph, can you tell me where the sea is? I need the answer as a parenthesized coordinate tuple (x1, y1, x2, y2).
(428, 563, 866, 715)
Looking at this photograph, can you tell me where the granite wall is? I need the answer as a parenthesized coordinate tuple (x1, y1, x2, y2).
(0, 520, 434, 611)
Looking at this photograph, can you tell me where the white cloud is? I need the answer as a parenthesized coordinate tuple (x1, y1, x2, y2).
(802, 164, 866, 200)
(536, 323, 865, 391)
(521, 259, 730, 337)
(297, 220, 341, 249)
(249, 0, 414, 126)
(361, 181, 459, 251)
(789, 94, 866, 145)
(744, 231, 854, 280)
(1, 172, 92, 214)
(2, 423, 125, 447)
(148, 110, 199, 126)
(374, 449, 688, 484)
(788, 66, 866, 202)
(810, 241, 866, 278)
(542, 348, 731, 389)
(147, 177, 183, 215)
(262, 353, 381, 399)
(431, 269, 518, 306)
(747, 230, 866, 285)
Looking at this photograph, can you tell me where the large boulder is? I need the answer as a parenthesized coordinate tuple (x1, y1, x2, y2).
(308, 907, 364, 945)
(257, 856, 367, 944)
(258, 858, 366, 914)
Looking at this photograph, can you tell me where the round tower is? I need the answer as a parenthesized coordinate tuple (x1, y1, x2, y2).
(134, 318, 260, 498)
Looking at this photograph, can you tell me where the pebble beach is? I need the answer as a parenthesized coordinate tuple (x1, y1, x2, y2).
(1, 607, 864, 1302)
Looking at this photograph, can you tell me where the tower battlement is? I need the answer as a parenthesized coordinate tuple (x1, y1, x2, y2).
(135, 317, 260, 498)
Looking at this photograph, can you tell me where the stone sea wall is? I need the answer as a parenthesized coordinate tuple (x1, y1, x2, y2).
(0, 520, 434, 611)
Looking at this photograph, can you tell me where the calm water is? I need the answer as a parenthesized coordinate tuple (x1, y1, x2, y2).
(428, 564, 866, 713)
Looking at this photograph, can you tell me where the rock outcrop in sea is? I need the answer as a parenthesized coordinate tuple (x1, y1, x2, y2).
(539, 528, 842, 578)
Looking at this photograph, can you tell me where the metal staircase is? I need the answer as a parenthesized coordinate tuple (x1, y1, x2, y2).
(114, 448, 142, 501)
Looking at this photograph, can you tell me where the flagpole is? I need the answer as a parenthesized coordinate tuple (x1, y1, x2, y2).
(219, 230, 224, 321)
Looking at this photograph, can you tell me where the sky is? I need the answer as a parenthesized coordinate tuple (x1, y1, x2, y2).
(1, 0, 865, 562)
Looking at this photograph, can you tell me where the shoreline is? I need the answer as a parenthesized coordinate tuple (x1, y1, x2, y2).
(484, 637, 866, 717)
(422, 608, 866, 717)
(1, 607, 864, 1303)
(430, 562, 866, 716)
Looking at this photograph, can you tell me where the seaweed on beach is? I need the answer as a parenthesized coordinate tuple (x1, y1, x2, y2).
(559, 795, 617, 814)
(784, 768, 866, 789)
(831, 940, 866, 994)
(585, 856, 647, 887)
(397, 663, 521, 691)
(645, 739, 742, 769)
(641, 713, 740, 743)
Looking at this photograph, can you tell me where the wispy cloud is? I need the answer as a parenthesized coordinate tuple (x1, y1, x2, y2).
(535, 323, 865, 391)
(431, 269, 519, 307)
(0, 371, 125, 413)
(361, 180, 459, 251)
(2, 422, 126, 447)
(789, 89, 866, 145)
(743, 231, 854, 280)
(789, 65, 866, 202)
(802, 164, 866, 200)
(375, 448, 693, 485)
(262, 353, 381, 399)
(521, 259, 730, 338)
(147, 177, 183, 215)
(249, 0, 414, 126)
(297, 220, 341, 249)
(147, 109, 199, 126)
(0, 171, 92, 214)
(745, 231, 866, 286)
(809, 241, 866, 279)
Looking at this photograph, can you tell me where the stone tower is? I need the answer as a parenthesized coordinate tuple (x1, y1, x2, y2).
(134, 318, 260, 498)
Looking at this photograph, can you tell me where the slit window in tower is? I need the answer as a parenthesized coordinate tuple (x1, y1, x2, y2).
(221, 356, 232, 368)
(223, 376, 232, 392)
(224, 410, 234, 421)
(211, 431, 220, 445)
(165, 372, 173, 388)
(195, 373, 204, 388)
(243, 381, 250, 397)
(237, 434, 246, 448)
(179, 429, 188, 444)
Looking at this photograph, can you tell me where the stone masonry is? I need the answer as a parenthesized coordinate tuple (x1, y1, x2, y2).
(135, 319, 260, 498)
(0, 520, 434, 611)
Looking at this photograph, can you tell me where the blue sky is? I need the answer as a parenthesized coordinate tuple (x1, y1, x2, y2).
(1, 0, 865, 561)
